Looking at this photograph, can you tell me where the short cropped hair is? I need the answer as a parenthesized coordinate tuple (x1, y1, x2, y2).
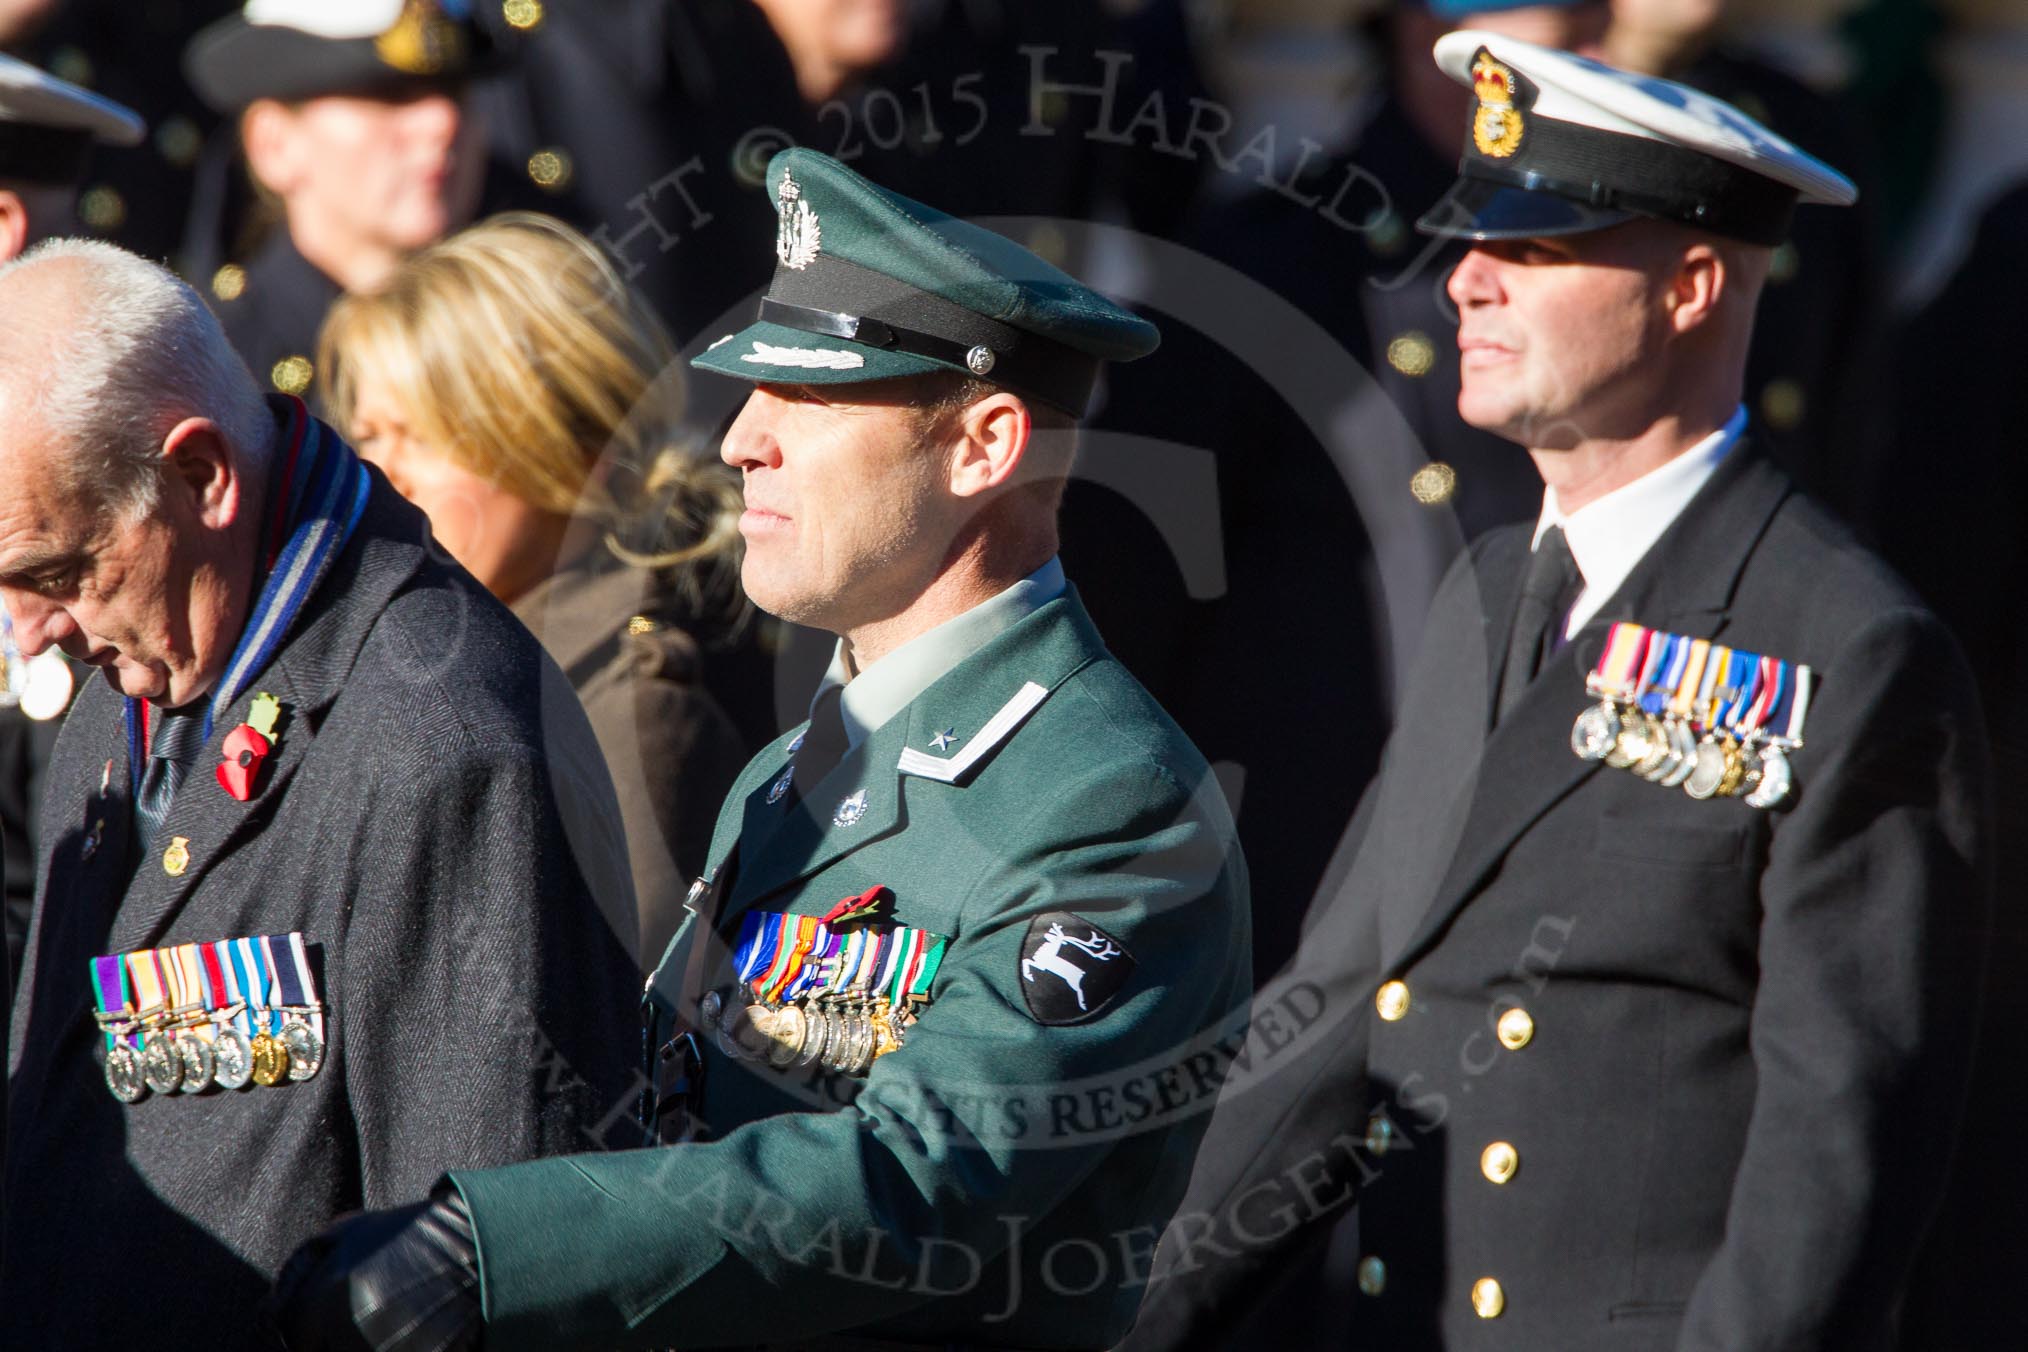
(0, 237, 274, 523)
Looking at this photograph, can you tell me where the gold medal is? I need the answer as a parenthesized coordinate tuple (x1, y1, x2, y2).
(249, 1031, 288, 1086)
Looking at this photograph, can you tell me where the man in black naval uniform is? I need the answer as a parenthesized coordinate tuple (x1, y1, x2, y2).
(1125, 29, 1989, 1352)
(0, 51, 142, 990)
(181, 0, 491, 404)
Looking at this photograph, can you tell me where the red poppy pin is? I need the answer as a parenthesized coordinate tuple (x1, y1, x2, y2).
(216, 692, 282, 802)
(820, 885, 891, 927)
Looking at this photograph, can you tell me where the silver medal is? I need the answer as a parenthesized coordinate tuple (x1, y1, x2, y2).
(177, 1034, 215, 1093)
(1569, 702, 1620, 761)
(1659, 721, 1700, 788)
(213, 1027, 255, 1090)
(1635, 717, 1678, 781)
(1744, 744, 1793, 809)
(279, 1018, 325, 1081)
(790, 1005, 823, 1070)
(105, 1043, 147, 1103)
(1683, 739, 1729, 800)
(140, 1031, 183, 1095)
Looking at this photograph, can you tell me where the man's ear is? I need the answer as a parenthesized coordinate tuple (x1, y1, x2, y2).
(162, 418, 243, 531)
(240, 100, 302, 198)
(0, 190, 30, 263)
(1664, 243, 1725, 336)
(947, 391, 1032, 500)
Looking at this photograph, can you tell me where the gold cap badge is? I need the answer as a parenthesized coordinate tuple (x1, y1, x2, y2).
(1472, 51, 1526, 159)
(375, 0, 465, 76)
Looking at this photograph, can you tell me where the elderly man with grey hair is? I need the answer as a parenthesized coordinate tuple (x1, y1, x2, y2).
(0, 239, 641, 1348)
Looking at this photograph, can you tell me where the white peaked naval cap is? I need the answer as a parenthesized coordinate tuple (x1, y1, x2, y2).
(1419, 29, 1857, 246)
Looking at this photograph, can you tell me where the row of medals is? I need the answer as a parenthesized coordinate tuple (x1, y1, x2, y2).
(1571, 696, 1792, 808)
(698, 989, 913, 1077)
(97, 1001, 325, 1102)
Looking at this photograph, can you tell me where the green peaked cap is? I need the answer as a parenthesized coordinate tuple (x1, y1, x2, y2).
(691, 148, 1160, 416)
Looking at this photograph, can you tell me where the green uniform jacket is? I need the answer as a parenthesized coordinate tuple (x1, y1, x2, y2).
(452, 589, 1252, 1350)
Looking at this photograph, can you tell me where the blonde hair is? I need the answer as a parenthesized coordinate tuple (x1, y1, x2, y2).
(317, 211, 743, 617)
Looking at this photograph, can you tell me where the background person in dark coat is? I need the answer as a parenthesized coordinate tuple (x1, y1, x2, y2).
(0, 238, 639, 1348)
(181, 0, 493, 405)
(317, 211, 753, 969)
(1124, 30, 1988, 1351)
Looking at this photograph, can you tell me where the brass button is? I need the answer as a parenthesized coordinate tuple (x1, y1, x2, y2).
(1480, 1140, 1519, 1185)
(527, 147, 574, 192)
(1375, 980, 1410, 1022)
(1387, 330, 1437, 378)
(155, 117, 202, 168)
(1357, 1255, 1387, 1296)
(79, 185, 125, 231)
(271, 356, 314, 395)
(1471, 1276, 1506, 1319)
(1496, 1006, 1534, 1050)
(1409, 461, 1458, 505)
(1760, 378, 1805, 431)
(503, 0, 544, 29)
(211, 264, 247, 302)
(1365, 1112, 1396, 1155)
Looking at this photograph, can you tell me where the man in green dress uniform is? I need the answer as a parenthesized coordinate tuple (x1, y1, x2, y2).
(271, 147, 1254, 1352)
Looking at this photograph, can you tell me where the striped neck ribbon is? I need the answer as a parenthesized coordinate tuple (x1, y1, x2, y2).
(125, 398, 372, 787)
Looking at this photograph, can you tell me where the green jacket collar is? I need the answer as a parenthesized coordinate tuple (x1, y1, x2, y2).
(729, 586, 1108, 910)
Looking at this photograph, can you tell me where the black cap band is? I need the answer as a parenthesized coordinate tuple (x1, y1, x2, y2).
(1458, 115, 1799, 245)
(762, 253, 1101, 415)
(0, 122, 93, 186)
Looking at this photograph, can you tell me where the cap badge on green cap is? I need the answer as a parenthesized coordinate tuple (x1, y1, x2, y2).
(775, 171, 822, 271)
(1472, 50, 1527, 159)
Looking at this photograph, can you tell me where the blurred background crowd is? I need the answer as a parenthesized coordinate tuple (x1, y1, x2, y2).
(2, 0, 2024, 1343)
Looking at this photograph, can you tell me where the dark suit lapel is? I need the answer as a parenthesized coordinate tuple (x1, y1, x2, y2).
(105, 665, 320, 955)
(1477, 529, 1530, 731)
(1387, 444, 1793, 970)
(101, 482, 429, 956)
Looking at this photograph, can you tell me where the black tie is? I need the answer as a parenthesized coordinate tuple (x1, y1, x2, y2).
(134, 707, 206, 858)
(1497, 525, 1583, 722)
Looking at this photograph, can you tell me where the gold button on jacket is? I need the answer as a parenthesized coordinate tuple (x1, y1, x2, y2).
(1496, 1006, 1534, 1049)
(1375, 980, 1410, 1022)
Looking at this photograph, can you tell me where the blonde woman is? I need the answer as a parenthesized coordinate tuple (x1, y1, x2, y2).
(318, 211, 749, 968)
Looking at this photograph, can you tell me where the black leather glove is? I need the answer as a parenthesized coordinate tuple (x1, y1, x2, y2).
(268, 1184, 482, 1352)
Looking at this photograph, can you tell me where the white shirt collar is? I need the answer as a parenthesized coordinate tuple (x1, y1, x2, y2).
(812, 557, 1067, 751)
(1532, 407, 1747, 636)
